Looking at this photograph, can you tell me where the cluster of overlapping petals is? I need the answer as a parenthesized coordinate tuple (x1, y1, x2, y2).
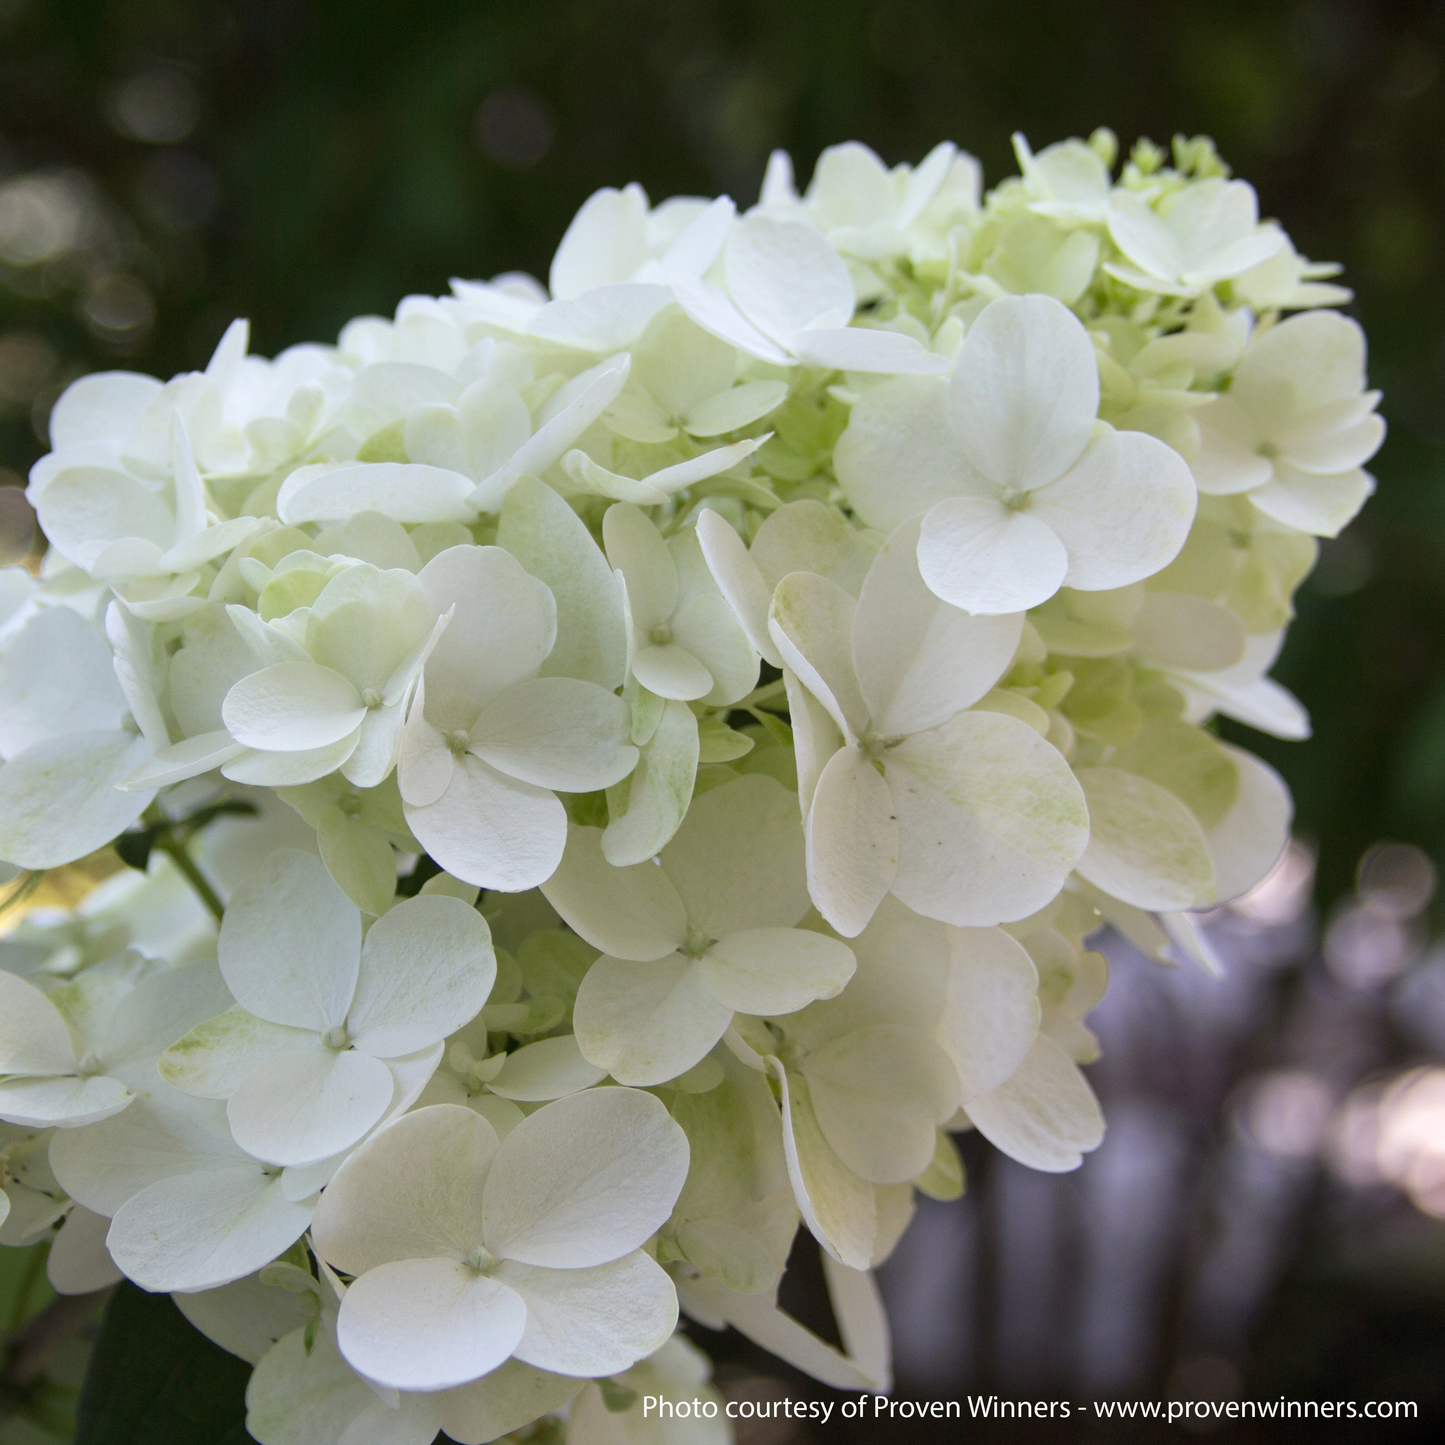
(0, 130, 1380, 1443)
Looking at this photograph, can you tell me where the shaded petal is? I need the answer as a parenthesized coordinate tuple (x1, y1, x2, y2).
(1074, 766, 1216, 910)
(701, 928, 855, 1016)
(108, 1166, 312, 1292)
(312, 1104, 498, 1275)
(219, 849, 361, 1032)
(0, 732, 153, 870)
(888, 711, 1089, 925)
(540, 823, 687, 961)
(768, 572, 868, 742)
(487, 1035, 608, 1102)
(159, 1007, 317, 1099)
(1249, 463, 1373, 538)
(966, 1034, 1104, 1172)
(405, 753, 565, 892)
(471, 678, 636, 791)
(222, 662, 366, 751)
(803, 1025, 959, 1184)
(278, 463, 476, 525)
(917, 496, 1068, 615)
(853, 516, 1022, 734)
(337, 1259, 527, 1392)
(1030, 429, 1197, 592)
(0, 1075, 132, 1130)
(790, 326, 950, 375)
(599, 699, 699, 868)
(0, 970, 76, 1075)
(940, 927, 1041, 1102)
(573, 954, 733, 1086)
(948, 294, 1097, 491)
(602, 503, 678, 632)
(349, 894, 495, 1056)
(227, 1047, 394, 1167)
(482, 1087, 689, 1268)
(695, 508, 781, 666)
(835, 375, 973, 533)
(805, 745, 898, 939)
(498, 1252, 677, 1377)
(1205, 744, 1292, 904)
(661, 773, 811, 935)
(725, 216, 855, 344)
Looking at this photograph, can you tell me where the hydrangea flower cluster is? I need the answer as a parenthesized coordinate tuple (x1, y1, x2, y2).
(0, 129, 1379, 1442)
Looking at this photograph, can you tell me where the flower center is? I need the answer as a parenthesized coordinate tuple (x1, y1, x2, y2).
(445, 729, 470, 755)
(322, 1026, 349, 1050)
(683, 926, 715, 958)
(999, 485, 1031, 511)
(76, 1051, 102, 1077)
(1256, 440, 1280, 459)
(464, 1246, 496, 1274)
(360, 687, 383, 709)
(338, 793, 362, 817)
(649, 624, 673, 646)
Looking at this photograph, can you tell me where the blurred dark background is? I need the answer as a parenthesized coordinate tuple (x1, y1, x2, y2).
(3, 0, 1445, 1437)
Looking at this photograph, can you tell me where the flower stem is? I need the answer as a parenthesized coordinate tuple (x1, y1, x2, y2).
(154, 835, 225, 923)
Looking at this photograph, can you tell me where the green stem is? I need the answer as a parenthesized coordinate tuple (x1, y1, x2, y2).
(6, 1246, 46, 1336)
(154, 836, 224, 923)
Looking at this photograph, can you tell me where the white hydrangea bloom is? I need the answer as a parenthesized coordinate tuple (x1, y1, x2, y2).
(769, 518, 1088, 935)
(309, 1090, 688, 1390)
(836, 294, 1197, 615)
(542, 774, 854, 1084)
(159, 849, 494, 1165)
(1190, 310, 1384, 536)
(0, 957, 229, 1128)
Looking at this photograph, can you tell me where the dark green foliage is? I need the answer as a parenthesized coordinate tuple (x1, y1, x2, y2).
(74, 1284, 252, 1445)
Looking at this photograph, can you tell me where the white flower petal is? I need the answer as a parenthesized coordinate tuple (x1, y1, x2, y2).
(550, 184, 649, 299)
(1132, 593, 1246, 672)
(487, 1035, 608, 1102)
(417, 545, 556, 725)
(222, 662, 366, 752)
(219, 849, 361, 1032)
(278, 463, 477, 526)
(540, 823, 688, 961)
(684, 379, 788, 437)
(725, 216, 855, 345)
(671, 274, 792, 365)
(499, 1251, 677, 1377)
(805, 745, 898, 939)
(337, 1259, 527, 1392)
(1074, 766, 1217, 910)
(630, 642, 714, 701)
(348, 895, 494, 1057)
(770, 1063, 875, 1271)
(600, 698, 698, 867)
(0, 1074, 133, 1130)
(803, 1026, 959, 1184)
(160, 1007, 317, 1100)
(120, 731, 246, 791)
(700, 928, 855, 1016)
(221, 735, 359, 787)
(888, 711, 1089, 925)
(470, 678, 637, 791)
(482, 1087, 688, 1268)
(573, 955, 733, 1086)
(438, 1360, 583, 1445)
(835, 375, 974, 534)
(47, 1205, 123, 1295)
(108, 1166, 312, 1292)
(404, 753, 566, 892)
(790, 326, 950, 374)
(966, 1034, 1104, 1172)
(939, 926, 1041, 1101)
(853, 517, 1022, 735)
(0, 731, 154, 870)
(0, 970, 77, 1076)
(602, 503, 678, 632)
(312, 1104, 499, 1276)
(1249, 463, 1373, 538)
(47, 371, 164, 450)
(695, 508, 781, 667)
(768, 572, 868, 741)
(1030, 429, 1197, 593)
(917, 496, 1069, 615)
(227, 1047, 394, 1167)
(496, 476, 627, 691)
(1206, 744, 1292, 904)
(948, 294, 1098, 491)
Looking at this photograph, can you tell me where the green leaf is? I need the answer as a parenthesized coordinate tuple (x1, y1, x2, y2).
(75, 1283, 254, 1445)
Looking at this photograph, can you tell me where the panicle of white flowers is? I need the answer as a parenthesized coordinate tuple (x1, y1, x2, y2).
(0, 128, 1380, 1443)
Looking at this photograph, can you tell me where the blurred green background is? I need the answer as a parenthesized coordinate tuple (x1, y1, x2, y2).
(5, 0, 1444, 910)
(2, 0, 1444, 909)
